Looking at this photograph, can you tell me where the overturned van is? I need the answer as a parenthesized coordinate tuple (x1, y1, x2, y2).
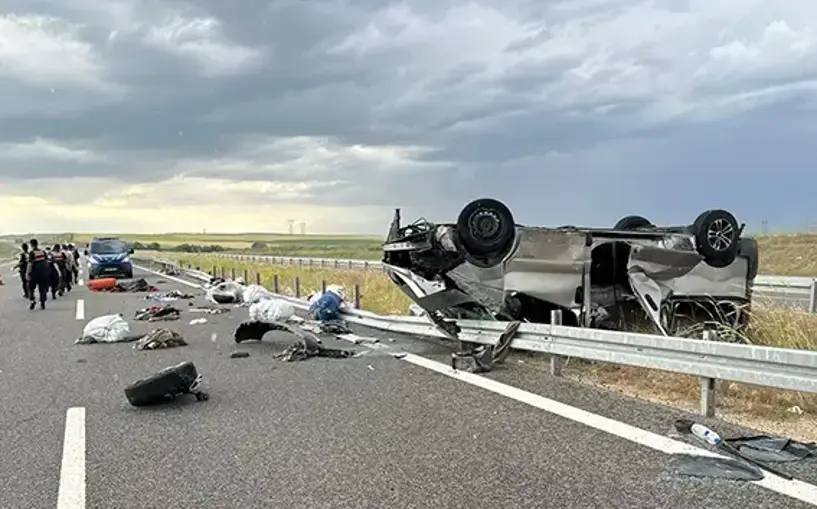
(382, 198, 758, 341)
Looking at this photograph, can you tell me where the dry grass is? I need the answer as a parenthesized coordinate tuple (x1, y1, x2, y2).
(757, 234, 817, 276)
(169, 253, 817, 439)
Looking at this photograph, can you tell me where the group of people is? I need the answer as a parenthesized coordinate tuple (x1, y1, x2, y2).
(14, 239, 81, 310)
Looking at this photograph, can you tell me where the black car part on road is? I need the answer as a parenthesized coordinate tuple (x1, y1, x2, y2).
(124, 361, 208, 407)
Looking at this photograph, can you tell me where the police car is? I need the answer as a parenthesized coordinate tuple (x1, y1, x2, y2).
(84, 237, 134, 280)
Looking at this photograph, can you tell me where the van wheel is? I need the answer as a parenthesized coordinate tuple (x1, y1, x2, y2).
(693, 209, 740, 268)
(456, 198, 516, 268)
(614, 215, 652, 230)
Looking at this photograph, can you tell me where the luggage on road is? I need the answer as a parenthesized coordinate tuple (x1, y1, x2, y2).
(124, 361, 208, 407)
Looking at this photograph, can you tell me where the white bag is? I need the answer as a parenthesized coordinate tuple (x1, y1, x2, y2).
(81, 314, 130, 343)
(242, 284, 274, 304)
(249, 299, 295, 323)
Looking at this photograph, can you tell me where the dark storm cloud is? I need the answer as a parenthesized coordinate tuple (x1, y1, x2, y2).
(2, 0, 817, 231)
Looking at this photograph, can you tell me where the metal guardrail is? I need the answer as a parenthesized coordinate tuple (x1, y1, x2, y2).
(186, 253, 817, 312)
(143, 257, 817, 419)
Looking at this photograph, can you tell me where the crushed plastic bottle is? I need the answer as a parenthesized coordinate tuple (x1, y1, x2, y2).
(691, 423, 722, 446)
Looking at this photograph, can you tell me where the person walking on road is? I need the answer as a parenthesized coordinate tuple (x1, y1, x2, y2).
(70, 244, 81, 283)
(16, 242, 30, 299)
(63, 244, 78, 287)
(26, 239, 50, 310)
(52, 244, 71, 294)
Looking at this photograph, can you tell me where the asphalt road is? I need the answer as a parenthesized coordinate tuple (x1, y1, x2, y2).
(1, 266, 817, 509)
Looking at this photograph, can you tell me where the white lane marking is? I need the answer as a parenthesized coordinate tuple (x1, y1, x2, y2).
(78, 279, 84, 286)
(75, 300, 84, 321)
(134, 262, 817, 504)
(400, 353, 817, 506)
(57, 407, 85, 509)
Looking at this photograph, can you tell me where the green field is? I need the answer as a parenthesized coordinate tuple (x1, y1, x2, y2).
(69, 233, 385, 259)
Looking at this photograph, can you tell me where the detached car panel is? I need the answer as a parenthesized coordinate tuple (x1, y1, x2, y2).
(382, 198, 756, 341)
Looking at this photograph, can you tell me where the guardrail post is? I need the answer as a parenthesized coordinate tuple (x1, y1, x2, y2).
(231, 268, 236, 280)
(255, 272, 261, 285)
(353, 284, 361, 309)
(220, 266, 225, 279)
(211, 265, 216, 277)
(549, 310, 564, 377)
(699, 330, 718, 417)
(809, 280, 817, 314)
(334, 260, 338, 269)
(348, 260, 352, 269)
(295, 277, 301, 298)
(364, 261, 369, 270)
(321, 280, 326, 293)
(273, 275, 279, 293)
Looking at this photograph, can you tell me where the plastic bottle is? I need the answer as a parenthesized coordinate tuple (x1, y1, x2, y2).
(691, 423, 722, 446)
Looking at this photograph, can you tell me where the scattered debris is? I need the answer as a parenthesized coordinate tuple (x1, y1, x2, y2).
(115, 278, 156, 293)
(248, 298, 295, 324)
(146, 289, 195, 302)
(391, 352, 407, 359)
(133, 328, 188, 350)
(189, 318, 207, 325)
(230, 351, 250, 358)
(135, 305, 181, 322)
(669, 454, 764, 481)
(206, 280, 244, 304)
(124, 361, 208, 407)
(339, 334, 380, 345)
(189, 306, 229, 315)
(320, 319, 351, 335)
(242, 284, 276, 305)
(233, 320, 354, 361)
(725, 435, 817, 463)
(277, 339, 354, 362)
(451, 321, 520, 373)
(673, 419, 797, 480)
(76, 314, 136, 344)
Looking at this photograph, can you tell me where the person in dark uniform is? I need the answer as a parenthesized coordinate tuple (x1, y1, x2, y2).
(16, 242, 30, 299)
(45, 246, 61, 299)
(52, 244, 72, 293)
(27, 239, 50, 310)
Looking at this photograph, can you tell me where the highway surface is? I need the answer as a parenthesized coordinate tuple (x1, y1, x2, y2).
(2, 266, 817, 509)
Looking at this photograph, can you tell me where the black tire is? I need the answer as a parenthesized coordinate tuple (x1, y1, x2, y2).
(124, 270, 133, 279)
(456, 198, 516, 268)
(124, 361, 200, 407)
(614, 215, 652, 230)
(693, 209, 740, 268)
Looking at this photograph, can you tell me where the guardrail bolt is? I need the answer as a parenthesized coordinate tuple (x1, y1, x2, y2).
(353, 284, 361, 309)
(273, 275, 279, 293)
(295, 277, 301, 298)
(549, 310, 564, 377)
(255, 272, 261, 285)
(321, 280, 326, 293)
(699, 329, 718, 417)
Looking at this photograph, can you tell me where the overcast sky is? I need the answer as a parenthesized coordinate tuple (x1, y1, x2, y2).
(1, 0, 815, 235)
